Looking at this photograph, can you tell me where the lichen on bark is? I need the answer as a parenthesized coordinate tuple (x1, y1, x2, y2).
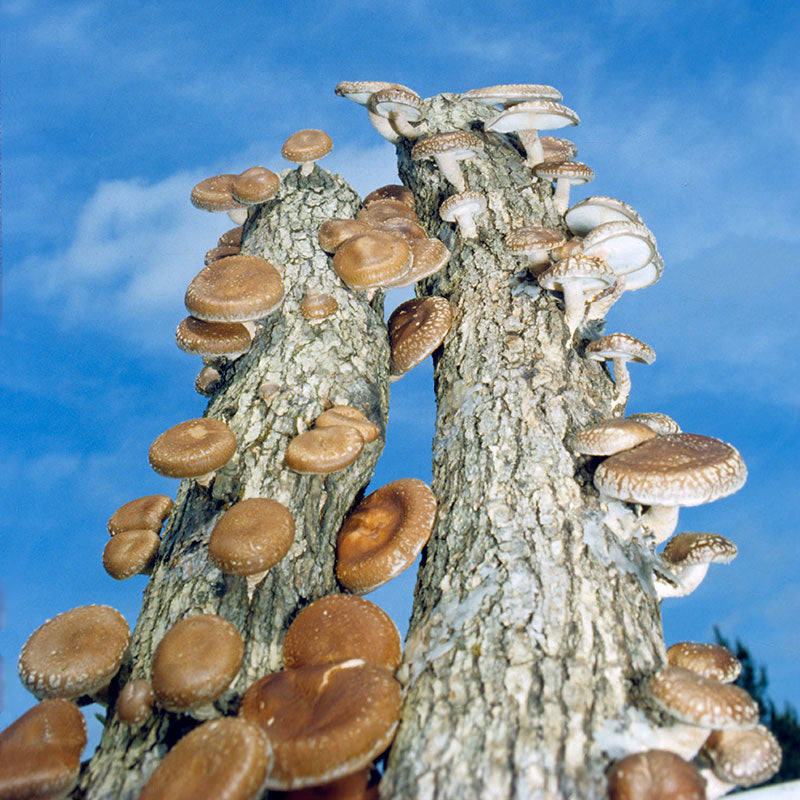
(76, 167, 391, 799)
(381, 94, 666, 800)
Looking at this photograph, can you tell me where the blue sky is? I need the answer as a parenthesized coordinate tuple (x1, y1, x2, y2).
(2, 0, 799, 750)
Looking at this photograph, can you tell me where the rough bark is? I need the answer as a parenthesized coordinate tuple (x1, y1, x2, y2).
(381, 95, 666, 799)
(76, 168, 391, 798)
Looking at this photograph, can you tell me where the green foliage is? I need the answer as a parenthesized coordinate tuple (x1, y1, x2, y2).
(714, 627, 800, 784)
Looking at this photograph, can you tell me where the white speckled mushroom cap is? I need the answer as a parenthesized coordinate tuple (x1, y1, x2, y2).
(367, 87, 423, 121)
(565, 195, 644, 236)
(585, 333, 655, 364)
(484, 100, 579, 133)
(534, 160, 595, 184)
(579, 220, 657, 275)
(539, 254, 616, 294)
(505, 226, 566, 255)
(175, 316, 252, 359)
(439, 190, 487, 223)
(19, 606, 130, 701)
(138, 717, 270, 800)
(702, 726, 782, 787)
(571, 419, 658, 456)
(662, 532, 738, 567)
(238, 659, 402, 790)
(594, 433, 747, 508)
(626, 412, 681, 436)
(334, 81, 416, 105)
(648, 666, 759, 729)
(541, 135, 578, 162)
(461, 84, 563, 105)
(667, 642, 742, 684)
(151, 614, 244, 714)
(411, 130, 485, 161)
(388, 297, 452, 376)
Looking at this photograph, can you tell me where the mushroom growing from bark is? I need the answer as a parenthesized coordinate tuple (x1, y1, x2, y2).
(656, 532, 738, 599)
(284, 426, 365, 475)
(585, 332, 656, 407)
(231, 166, 280, 205)
(607, 749, 706, 800)
(107, 494, 173, 537)
(282, 129, 333, 176)
(439, 191, 487, 240)
(666, 642, 741, 684)
(190, 173, 248, 224)
(102, 529, 161, 580)
(533, 160, 595, 214)
(366, 86, 424, 139)
(334, 81, 416, 143)
(332, 230, 412, 294)
(565, 195, 644, 236)
(504, 226, 566, 275)
(570, 418, 657, 456)
(411, 131, 485, 193)
(175, 316, 252, 360)
(388, 297, 452, 378)
(148, 417, 237, 482)
(116, 680, 156, 727)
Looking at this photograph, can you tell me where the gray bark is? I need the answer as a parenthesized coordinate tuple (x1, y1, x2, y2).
(76, 168, 391, 798)
(380, 95, 666, 799)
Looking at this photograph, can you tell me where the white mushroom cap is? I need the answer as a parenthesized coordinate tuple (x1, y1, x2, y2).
(623, 250, 664, 291)
(565, 195, 644, 236)
(439, 191, 487, 240)
(334, 81, 416, 143)
(579, 220, 657, 276)
(367, 87, 424, 139)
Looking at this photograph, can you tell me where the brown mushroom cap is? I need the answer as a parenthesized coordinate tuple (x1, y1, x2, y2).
(185, 255, 285, 323)
(334, 81, 415, 106)
(208, 498, 295, 577)
(336, 478, 437, 594)
(314, 406, 380, 444)
(102, 529, 161, 580)
(363, 184, 415, 209)
(116, 679, 156, 726)
(388, 297, 452, 376)
(357, 199, 418, 226)
(411, 131, 484, 162)
(108, 494, 173, 536)
(667, 642, 741, 684)
(607, 749, 706, 800)
(205, 244, 241, 266)
(148, 418, 237, 479)
(0, 699, 87, 800)
(282, 767, 378, 800)
(175, 316, 252, 359)
(283, 594, 402, 672)
(138, 717, 270, 800)
(662, 533, 738, 568)
(372, 216, 428, 243)
(284, 426, 365, 475)
(282, 129, 333, 166)
(151, 614, 244, 714)
(318, 219, 371, 253)
(462, 83, 563, 105)
(626, 412, 681, 436)
(218, 226, 244, 248)
(332, 231, 412, 290)
(594, 433, 747, 508)
(571, 419, 657, 456)
(535, 159, 594, 183)
(300, 293, 339, 323)
(239, 660, 402, 790)
(647, 666, 759, 729)
(232, 166, 280, 204)
(191, 174, 247, 213)
(383, 238, 449, 288)
(18, 605, 130, 701)
(195, 365, 222, 396)
(702, 725, 782, 787)
(540, 135, 578, 162)
(585, 333, 656, 365)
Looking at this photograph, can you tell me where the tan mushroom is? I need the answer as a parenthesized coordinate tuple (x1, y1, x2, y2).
(282, 129, 333, 176)
(411, 131, 484, 193)
(388, 297, 452, 378)
(116, 680, 156, 727)
(107, 494, 173, 537)
(585, 332, 655, 407)
(102, 529, 161, 580)
(148, 418, 237, 482)
(284, 426, 365, 475)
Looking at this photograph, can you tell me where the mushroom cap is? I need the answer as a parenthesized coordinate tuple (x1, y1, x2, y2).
(102, 529, 161, 580)
(439, 191, 487, 223)
(231, 166, 280, 204)
(667, 642, 741, 684)
(585, 333, 655, 364)
(205, 244, 241, 265)
(195, 365, 222, 397)
(318, 219, 372, 253)
(280, 767, 378, 800)
(626, 412, 681, 436)
(384, 237, 449, 287)
(218, 226, 244, 248)
(19, 605, 130, 701)
(461, 83, 563, 105)
(0, 698, 87, 800)
(332, 231, 412, 290)
(504, 226, 566, 255)
(565, 195, 644, 236)
(571, 419, 658, 456)
(175, 316, 252, 358)
(284, 426, 365, 475)
(539, 254, 616, 294)
(540, 135, 578, 162)
(283, 594, 402, 672)
(336, 478, 437, 594)
(185, 255, 285, 323)
(107, 494, 173, 536)
(138, 717, 270, 800)
(208, 498, 295, 577)
(366, 87, 422, 121)
(388, 297, 452, 376)
(116, 680, 156, 726)
(191, 174, 247, 213)
(607, 749, 706, 800)
(534, 160, 595, 184)
(148, 418, 237, 479)
(484, 100, 580, 133)
(238, 660, 402, 790)
(314, 406, 380, 444)
(411, 130, 484, 161)
(357, 199, 418, 226)
(702, 725, 782, 787)
(299, 292, 339, 322)
(151, 614, 244, 713)
(362, 184, 415, 209)
(282, 129, 333, 165)
(647, 666, 759, 729)
(334, 81, 416, 106)
(579, 220, 657, 275)
(662, 532, 738, 567)
(594, 433, 747, 508)
(373, 216, 428, 242)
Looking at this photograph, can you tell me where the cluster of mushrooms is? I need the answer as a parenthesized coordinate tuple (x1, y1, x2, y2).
(0, 80, 782, 800)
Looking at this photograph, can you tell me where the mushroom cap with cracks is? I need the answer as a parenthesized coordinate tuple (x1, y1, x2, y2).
(461, 83, 563, 105)
(657, 532, 737, 598)
(533, 160, 595, 214)
(19, 605, 130, 701)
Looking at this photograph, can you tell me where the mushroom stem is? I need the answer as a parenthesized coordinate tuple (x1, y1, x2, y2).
(698, 768, 736, 799)
(452, 207, 479, 240)
(245, 571, 268, 603)
(655, 562, 711, 599)
(560, 278, 587, 338)
(432, 153, 466, 192)
(517, 129, 544, 168)
(638, 504, 680, 544)
(388, 111, 423, 139)
(227, 207, 248, 225)
(299, 161, 315, 177)
(552, 178, 574, 214)
(611, 358, 632, 407)
(368, 110, 401, 143)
